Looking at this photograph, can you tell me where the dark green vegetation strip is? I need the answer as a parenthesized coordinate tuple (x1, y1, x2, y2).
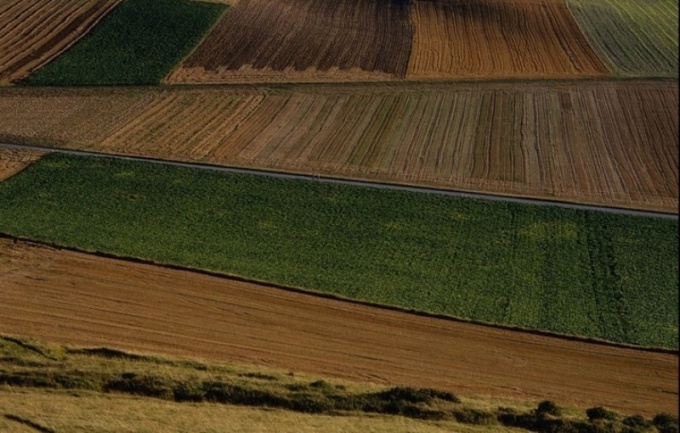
(0, 154, 677, 348)
(568, 0, 678, 77)
(1, 337, 677, 433)
(21, 0, 226, 85)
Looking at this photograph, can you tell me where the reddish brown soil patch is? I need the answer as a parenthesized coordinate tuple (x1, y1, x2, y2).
(0, 148, 45, 181)
(407, 0, 610, 79)
(0, 239, 676, 416)
(168, 0, 412, 83)
(0, 0, 121, 84)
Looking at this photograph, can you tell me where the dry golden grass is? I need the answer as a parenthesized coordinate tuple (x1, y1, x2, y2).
(0, 389, 484, 433)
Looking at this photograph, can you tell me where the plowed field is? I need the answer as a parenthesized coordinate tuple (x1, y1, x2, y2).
(0, 239, 676, 416)
(167, 0, 412, 83)
(0, 0, 121, 84)
(407, 0, 609, 79)
(1, 82, 676, 212)
(0, 148, 44, 181)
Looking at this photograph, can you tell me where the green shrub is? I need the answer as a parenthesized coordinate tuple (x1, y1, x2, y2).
(653, 414, 679, 433)
(587, 407, 618, 421)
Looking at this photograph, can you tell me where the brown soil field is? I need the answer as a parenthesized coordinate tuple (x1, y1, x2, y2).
(167, 0, 412, 83)
(0, 238, 677, 416)
(0, 0, 121, 84)
(407, 0, 610, 79)
(0, 148, 45, 181)
(0, 81, 676, 212)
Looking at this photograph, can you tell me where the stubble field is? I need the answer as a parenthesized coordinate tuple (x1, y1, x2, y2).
(406, 0, 609, 79)
(0, 81, 676, 212)
(0, 148, 44, 181)
(0, 0, 121, 84)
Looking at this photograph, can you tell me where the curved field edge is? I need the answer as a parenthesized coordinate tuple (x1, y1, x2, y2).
(20, 0, 226, 85)
(567, 0, 678, 77)
(0, 154, 676, 349)
(0, 0, 122, 85)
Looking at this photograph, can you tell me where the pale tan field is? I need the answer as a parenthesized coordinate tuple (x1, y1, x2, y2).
(0, 81, 676, 212)
(0, 0, 121, 84)
(0, 148, 45, 181)
(0, 239, 676, 416)
(407, 0, 610, 79)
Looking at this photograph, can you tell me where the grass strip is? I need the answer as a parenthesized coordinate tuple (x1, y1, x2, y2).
(0, 154, 676, 348)
(21, 0, 226, 85)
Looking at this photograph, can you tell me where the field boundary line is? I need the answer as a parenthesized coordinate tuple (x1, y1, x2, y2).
(1, 141, 676, 219)
(1, 233, 677, 355)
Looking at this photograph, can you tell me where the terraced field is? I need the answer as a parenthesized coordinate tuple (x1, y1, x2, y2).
(568, 0, 678, 76)
(407, 0, 609, 79)
(0, 0, 121, 84)
(167, 0, 413, 83)
(1, 81, 676, 212)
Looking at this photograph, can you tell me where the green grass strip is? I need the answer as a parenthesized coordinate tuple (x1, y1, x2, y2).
(568, 0, 678, 77)
(0, 154, 677, 348)
(21, 0, 226, 85)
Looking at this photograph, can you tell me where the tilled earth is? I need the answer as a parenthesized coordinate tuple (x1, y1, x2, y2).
(0, 239, 676, 416)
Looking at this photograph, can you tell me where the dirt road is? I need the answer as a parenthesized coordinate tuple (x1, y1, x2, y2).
(0, 239, 676, 416)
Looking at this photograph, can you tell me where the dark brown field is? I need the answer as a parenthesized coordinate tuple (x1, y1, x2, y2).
(168, 0, 412, 83)
(0, 239, 676, 416)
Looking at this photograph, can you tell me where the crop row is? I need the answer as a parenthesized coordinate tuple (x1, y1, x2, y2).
(0, 82, 676, 212)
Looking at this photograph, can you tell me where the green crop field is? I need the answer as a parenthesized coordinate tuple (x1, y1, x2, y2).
(21, 0, 226, 85)
(568, 0, 678, 77)
(0, 154, 677, 348)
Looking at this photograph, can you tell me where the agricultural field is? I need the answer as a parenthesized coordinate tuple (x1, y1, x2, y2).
(0, 0, 121, 84)
(1, 241, 677, 415)
(0, 148, 44, 181)
(406, 0, 609, 79)
(0, 154, 676, 349)
(568, 0, 678, 77)
(0, 81, 676, 212)
(21, 0, 226, 85)
(167, 0, 413, 83)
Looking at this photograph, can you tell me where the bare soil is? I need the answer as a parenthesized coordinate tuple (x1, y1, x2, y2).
(0, 239, 676, 416)
(0, 0, 121, 84)
(167, 0, 412, 83)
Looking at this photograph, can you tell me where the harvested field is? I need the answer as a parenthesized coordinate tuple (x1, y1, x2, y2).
(568, 0, 678, 77)
(407, 0, 610, 79)
(0, 81, 676, 212)
(167, 0, 412, 83)
(0, 0, 121, 84)
(0, 238, 677, 416)
(0, 148, 45, 181)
